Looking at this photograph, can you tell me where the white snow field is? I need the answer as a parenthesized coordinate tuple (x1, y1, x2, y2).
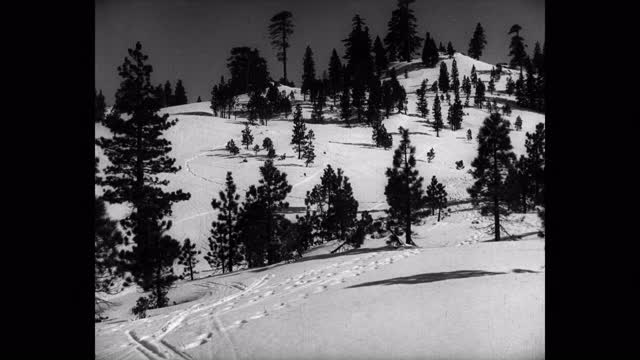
(95, 53, 545, 359)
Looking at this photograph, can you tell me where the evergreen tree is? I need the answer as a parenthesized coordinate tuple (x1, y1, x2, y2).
(415, 79, 429, 118)
(154, 84, 166, 108)
(241, 123, 254, 149)
(351, 83, 366, 123)
(470, 65, 478, 85)
(244, 160, 292, 264)
(488, 77, 495, 94)
(502, 103, 512, 116)
(267, 146, 277, 159)
(524, 123, 545, 206)
(307, 165, 359, 241)
(474, 80, 486, 107)
(467, 113, 516, 241)
(95, 89, 107, 123)
(96, 42, 190, 307)
(468, 23, 487, 60)
(226, 139, 240, 155)
(339, 87, 352, 126)
(432, 92, 443, 136)
(268, 11, 295, 83)
(328, 49, 344, 105)
(421, 32, 439, 67)
(247, 91, 269, 125)
(197, 96, 202, 102)
(384, 0, 422, 62)
(163, 81, 174, 106)
(290, 104, 307, 159)
(426, 148, 435, 163)
(343, 15, 375, 109)
(384, 127, 428, 246)
(301, 45, 316, 101)
(174, 79, 188, 105)
(430, 81, 438, 92)
(439, 42, 446, 53)
(372, 36, 388, 77)
(253, 144, 261, 155)
(438, 62, 450, 93)
(302, 130, 316, 166)
(446, 41, 455, 58)
(206, 172, 241, 273)
(372, 120, 393, 149)
(450, 59, 460, 93)
(447, 92, 464, 130)
(426, 176, 448, 221)
(462, 76, 472, 104)
(227, 47, 270, 95)
(178, 238, 200, 281)
(262, 137, 274, 151)
(366, 79, 383, 125)
(515, 69, 527, 107)
(532, 41, 544, 75)
(508, 24, 528, 70)
(505, 77, 515, 95)
(467, 129, 472, 141)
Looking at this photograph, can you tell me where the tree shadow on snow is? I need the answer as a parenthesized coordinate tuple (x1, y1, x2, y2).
(345, 270, 508, 288)
(328, 141, 378, 148)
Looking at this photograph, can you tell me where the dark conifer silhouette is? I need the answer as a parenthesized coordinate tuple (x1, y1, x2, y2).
(385, 127, 427, 246)
(421, 32, 439, 67)
(178, 238, 200, 281)
(268, 11, 295, 84)
(174, 79, 188, 105)
(96, 42, 190, 309)
(508, 24, 528, 70)
(432, 92, 443, 136)
(95, 89, 107, 123)
(384, 0, 422, 62)
(468, 23, 487, 60)
(206, 172, 241, 273)
(241, 123, 254, 149)
(290, 104, 307, 159)
(301, 45, 316, 101)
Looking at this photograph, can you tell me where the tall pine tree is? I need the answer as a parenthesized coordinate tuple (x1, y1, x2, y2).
(421, 32, 439, 67)
(301, 46, 316, 101)
(290, 104, 307, 159)
(96, 42, 190, 307)
(178, 239, 200, 281)
(174, 79, 188, 105)
(384, 127, 427, 246)
(268, 11, 295, 84)
(467, 113, 516, 241)
(468, 23, 487, 60)
(384, 0, 422, 62)
(206, 172, 241, 273)
(508, 24, 528, 70)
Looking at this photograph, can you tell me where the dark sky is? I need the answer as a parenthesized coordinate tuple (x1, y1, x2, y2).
(96, 0, 545, 104)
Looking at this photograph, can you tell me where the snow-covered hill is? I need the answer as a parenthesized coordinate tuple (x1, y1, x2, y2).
(95, 52, 545, 359)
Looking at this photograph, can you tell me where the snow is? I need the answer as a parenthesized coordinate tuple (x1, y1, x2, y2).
(95, 52, 544, 359)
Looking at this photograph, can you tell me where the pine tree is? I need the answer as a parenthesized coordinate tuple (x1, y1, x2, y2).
(474, 80, 486, 107)
(302, 130, 316, 166)
(467, 113, 516, 241)
(505, 77, 515, 95)
(415, 79, 429, 118)
(426, 176, 448, 221)
(290, 104, 307, 159)
(372, 120, 393, 149)
(96, 42, 189, 307)
(339, 87, 352, 126)
(328, 49, 344, 105)
(95, 89, 107, 123)
(508, 24, 528, 70)
(446, 41, 455, 58)
(384, 0, 422, 62)
(439, 42, 446, 53)
(163, 81, 174, 106)
(301, 46, 316, 101)
(366, 79, 383, 125)
(227, 47, 270, 95)
(384, 127, 428, 246)
(421, 32, 439, 67)
(426, 148, 435, 163)
(470, 65, 478, 85)
(468, 23, 487, 60)
(262, 137, 274, 151)
(268, 11, 294, 84)
(372, 36, 388, 77)
(241, 123, 254, 149)
(351, 83, 366, 123)
(430, 81, 438, 92)
(178, 238, 200, 281)
(244, 160, 292, 264)
(462, 76, 472, 104)
(488, 77, 495, 94)
(174, 79, 188, 105)
(502, 103, 512, 116)
(206, 172, 241, 273)
(247, 91, 267, 125)
(467, 129, 472, 141)
(524, 123, 545, 206)
(253, 144, 260, 155)
(447, 92, 464, 130)
(154, 84, 166, 108)
(432, 92, 443, 136)
(532, 41, 544, 75)
(514, 116, 523, 131)
(438, 62, 450, 93)
(450, 59, 460, 93)
(226, 139, 240, 155)
(342, 15, 375, 110)
(515, 69, 527, 107)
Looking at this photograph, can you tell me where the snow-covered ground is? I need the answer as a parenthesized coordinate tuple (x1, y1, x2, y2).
(95, 53, 545, 359)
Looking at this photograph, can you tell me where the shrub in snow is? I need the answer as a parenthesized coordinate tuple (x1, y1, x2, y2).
(455, 160, 465, 170)
(132, 296, 151, 319)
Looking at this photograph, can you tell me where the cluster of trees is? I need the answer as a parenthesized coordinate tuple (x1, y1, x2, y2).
(210, 76, 238, 118)
(154, 80, 188, 107)
(467, 112, 545, 241)
(95, 89, 107, 123)
(507, 25, 545, 112)
(290, 104, 317, 165)
(96, 42, 192, 316)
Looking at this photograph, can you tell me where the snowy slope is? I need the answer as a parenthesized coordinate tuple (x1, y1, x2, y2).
(95, 53, 544, 359)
